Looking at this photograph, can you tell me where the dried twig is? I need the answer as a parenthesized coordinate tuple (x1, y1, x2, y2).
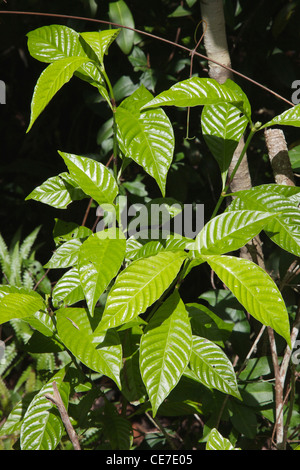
(45, 381, 81, 450)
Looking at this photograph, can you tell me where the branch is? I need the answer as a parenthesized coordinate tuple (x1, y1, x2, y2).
(0, 10, 294, 107)
(45, 381, 81, 450)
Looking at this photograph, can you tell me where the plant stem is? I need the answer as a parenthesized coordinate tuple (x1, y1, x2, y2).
(101, 68, 119, 183)
(145, 411, 177, 450)
(210, 128, 256, 220)
(45, 381, 81, 450)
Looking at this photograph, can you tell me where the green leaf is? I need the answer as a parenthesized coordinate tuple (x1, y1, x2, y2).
(139, 291, 193, 416)
(59, 151, 118, 205)
(240, 381, 274, 407)
(96, 251, 187, 331)
(228, 185, 300, 257)
(141, 78, 248, 112)
(27, 56, 91, 132)
(53, 219, 92, 246)
(201, 254, 291, 346)
(0, 291, 45, 325)
(25, 172, 87, 209)
(186, 303, 233, 346)
(23, 311, 56, 338)
(52, 267, 85, 308)
(78, 229, 126, 315)
(80, 29, 120, 67)
(228, 400, 257, 439)
(132, 236, 190, 261)
(44, 238, 83, 269)
(27, 24, 105, 90)
(189, 336, 241, 399)
(108, 0, 135, 55)
(201, 103, 248, 187)
(206, 428, 238, 450)
(120, 328, 146, 404)
(20, 368, 68, 450)
(56, 308, 122, 387)
(101, 402, 132, 449)
(193, 210, 275, 255)
(116, 85, 174, 196)
(27, 24, 88, 63)
(261, 103, 300, 129)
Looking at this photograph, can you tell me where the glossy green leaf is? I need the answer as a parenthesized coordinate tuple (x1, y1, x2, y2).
(140, 291, 193, 416)
(141, 78, 247, 112)
(108, 0, 135, 55)
(52, 267, 85, 308)
(101, 402, 132, 449)
(56, 308, 122, 387)
(0, 291, 45, 325)
(201, 254, 291, 346)
(23, 311, 56, 338)
(193, 210, 275, 255)
(27, 24, 105, 90)
(261, 103, 300, 129)
(189, 336, 240, 399)
(44, 238, 83, 269)
(27, 24, 88, 63)
(116, 85, 174, 196)
(201, 103, 248, 187)
(78, 229, 126, 315)
(25, 172, 87, 209)
(80, 29, 120, 66)
(27, 56, 90, 132)
(59, 151, 118, 205)
(20, 368, 67, 450)
(53, 220, 92, 247)
(206, 428, 238, 450)
(132, 236, 190, 261)
(96, 251, 187, 332)
(228, 185, 300, 257)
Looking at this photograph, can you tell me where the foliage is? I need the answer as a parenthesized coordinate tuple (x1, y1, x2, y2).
(0, 1, 300, 451)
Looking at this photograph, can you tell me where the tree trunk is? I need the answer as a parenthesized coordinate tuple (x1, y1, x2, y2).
(200, 0, 260, 263)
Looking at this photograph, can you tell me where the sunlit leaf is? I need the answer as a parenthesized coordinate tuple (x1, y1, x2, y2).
(96, 251, 187, 331)
(27, 56, 91, 132)
(78, 229, 126, 315)
(116, 85, 174, 196)
(141, 78, 248, 115)
(206, 428, 239, 450)
(193, 210, 275, 255)
(59, 151, 118, 205)
(189, 336, 241, 399)
(201, 254, 291, 346)
(25, 172, 87, 209)
(140, 291, 192, 416)
(262, 103, 300, 128)
(80, 29, 120, 67)
(201, 103, 248, 187)
(20, 368, 67, 450)
(56, 307, 122, 387)
(52, 267, 85, 308)
(0, 291, 45, 325)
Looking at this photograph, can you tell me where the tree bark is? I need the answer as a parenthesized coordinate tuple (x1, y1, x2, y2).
(264, 128, 295, 186)
(200, 0, 261, 265)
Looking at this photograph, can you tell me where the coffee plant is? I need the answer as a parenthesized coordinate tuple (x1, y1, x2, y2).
(0, 19, 299, 451)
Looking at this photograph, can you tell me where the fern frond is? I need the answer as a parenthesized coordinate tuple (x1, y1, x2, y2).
(20, 226, 41, 261)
